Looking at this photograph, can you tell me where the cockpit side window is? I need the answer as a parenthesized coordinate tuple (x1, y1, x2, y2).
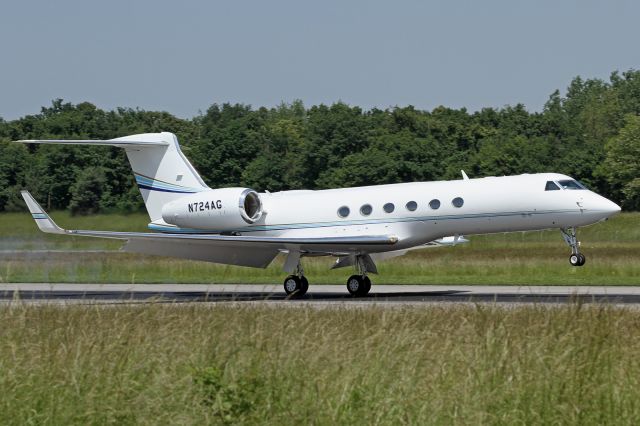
(557, 179, 586, 190)
(545, 181, 560, 191)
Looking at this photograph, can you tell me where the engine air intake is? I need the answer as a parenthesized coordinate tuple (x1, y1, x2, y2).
(240, 189, 263, 223)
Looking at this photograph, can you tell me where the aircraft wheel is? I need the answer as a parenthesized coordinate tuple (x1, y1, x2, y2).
(284, 275, 307, 296)
(347, 275, 370, 297)
(577, 253, 586, 266)
(300, 276, 309, 294)
(569, 254, 584, 267)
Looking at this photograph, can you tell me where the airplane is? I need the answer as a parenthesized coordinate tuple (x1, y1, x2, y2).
(16, 132, 621, 297)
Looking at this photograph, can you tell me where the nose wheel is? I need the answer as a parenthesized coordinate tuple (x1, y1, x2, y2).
(569, 253, 586, 267)
(561, 227, 586, 267)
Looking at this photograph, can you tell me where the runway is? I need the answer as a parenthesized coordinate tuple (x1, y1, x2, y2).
(2, 284, 640, 305)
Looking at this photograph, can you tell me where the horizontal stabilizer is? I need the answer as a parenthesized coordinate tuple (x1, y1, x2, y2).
(16, 132, 208, 222)
(15, 139, 168, 148)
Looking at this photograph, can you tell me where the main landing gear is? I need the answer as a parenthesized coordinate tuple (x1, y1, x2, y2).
(345, 255, 374, 297)
(561, 227, 586, 267)
(282, 251, 309, 297)
(283, 274, 309, 296)
(283, 262, 309, 297)
(346, 275, 371, 297)
(282, 252, 376, 297)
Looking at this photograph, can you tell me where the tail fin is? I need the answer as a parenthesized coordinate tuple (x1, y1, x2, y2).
(16, 132, 209, 221)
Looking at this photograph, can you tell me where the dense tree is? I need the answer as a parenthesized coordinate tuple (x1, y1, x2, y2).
(190, 103, 264, 188)
(0, 69, 639, 214)
(0, 140, 29, 211)
(599, 115, 640, 210)
(69, 167, 107, 215)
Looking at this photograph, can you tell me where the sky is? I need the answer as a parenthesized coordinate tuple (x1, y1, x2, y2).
(1, 0, 639, 120)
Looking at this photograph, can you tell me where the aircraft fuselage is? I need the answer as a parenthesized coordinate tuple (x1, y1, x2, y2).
(153, 172, 620, 253)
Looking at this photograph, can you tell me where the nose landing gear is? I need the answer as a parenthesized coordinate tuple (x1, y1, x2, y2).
(569, 253, 586, 267)
(561, 227, 586, 267)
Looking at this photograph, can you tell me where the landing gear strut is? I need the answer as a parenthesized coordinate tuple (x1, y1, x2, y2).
(283, 262, 308, 297)
(561, 227, 586, 267)
(346, 255, 373, 297)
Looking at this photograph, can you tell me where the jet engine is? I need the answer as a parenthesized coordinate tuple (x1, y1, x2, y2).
(161, 188, 263, 230)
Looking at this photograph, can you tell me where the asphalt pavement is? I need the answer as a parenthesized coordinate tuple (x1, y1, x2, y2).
(2, 284, 640, 306)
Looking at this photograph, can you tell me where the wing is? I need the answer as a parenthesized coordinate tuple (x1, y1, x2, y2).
(21, 191, 398, 268)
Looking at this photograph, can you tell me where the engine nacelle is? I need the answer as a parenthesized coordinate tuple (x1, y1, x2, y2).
(161, 188, 263, 230)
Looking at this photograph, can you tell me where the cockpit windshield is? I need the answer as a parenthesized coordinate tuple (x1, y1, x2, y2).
(545, 181, 560, 191)
(557, 179, 586, 190)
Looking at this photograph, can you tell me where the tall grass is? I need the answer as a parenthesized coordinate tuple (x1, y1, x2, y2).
(1, 246, 639, 284)
(2, 304, 640, 424)
(1, 212, 638, 285)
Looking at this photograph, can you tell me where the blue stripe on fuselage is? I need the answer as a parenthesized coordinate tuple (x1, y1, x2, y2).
(148, 209, 578, 234)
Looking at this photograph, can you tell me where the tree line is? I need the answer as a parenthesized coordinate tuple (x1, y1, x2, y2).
(0, 69, 639, 214)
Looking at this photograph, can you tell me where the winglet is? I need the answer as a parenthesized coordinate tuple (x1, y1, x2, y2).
(20, 191, 66, 234)
(461, 170, 469, 180)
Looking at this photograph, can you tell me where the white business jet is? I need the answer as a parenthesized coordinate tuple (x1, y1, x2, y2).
(17, 132, 621, 296)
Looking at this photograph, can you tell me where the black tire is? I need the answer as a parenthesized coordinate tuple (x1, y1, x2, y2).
(283, 275, 301, 295)
(577, 253, 586, 266)
(363, 276, 372, 295)
(569, 254, 580, 266)
(347, 275, 369, 297)
(300, 276, 309, 295)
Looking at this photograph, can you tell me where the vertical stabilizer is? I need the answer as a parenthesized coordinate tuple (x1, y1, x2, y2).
(116, 132, 209, 220)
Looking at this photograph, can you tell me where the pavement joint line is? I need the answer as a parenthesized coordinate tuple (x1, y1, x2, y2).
(2, 283, 640, 306)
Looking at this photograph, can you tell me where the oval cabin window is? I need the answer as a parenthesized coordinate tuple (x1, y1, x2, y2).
(383, 203, 395, 213)
(429, 199, 440, 210)
(452, 197, 464, 208)
(337, 206, 350, 218)
(360, 204, 372, 216)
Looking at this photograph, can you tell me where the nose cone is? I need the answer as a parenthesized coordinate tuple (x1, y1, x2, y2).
(598, 197, 622, 218)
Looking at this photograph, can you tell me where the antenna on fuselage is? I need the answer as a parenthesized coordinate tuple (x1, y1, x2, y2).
(461, 170, 469, 180)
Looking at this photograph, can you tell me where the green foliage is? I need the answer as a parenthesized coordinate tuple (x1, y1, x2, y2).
(192, 366, 262, 423)
(0, 140, 29, 211)
(600, 114, 640, 210)
(4, 304, 640, 424)
(1, 69, 640, 213)
(1, 211, 638, 285)
(69, 167, 107, 215)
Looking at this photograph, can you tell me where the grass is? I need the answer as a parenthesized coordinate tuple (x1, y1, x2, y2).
(2, 303, 640, 424)
(0, 211, 638, 285)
